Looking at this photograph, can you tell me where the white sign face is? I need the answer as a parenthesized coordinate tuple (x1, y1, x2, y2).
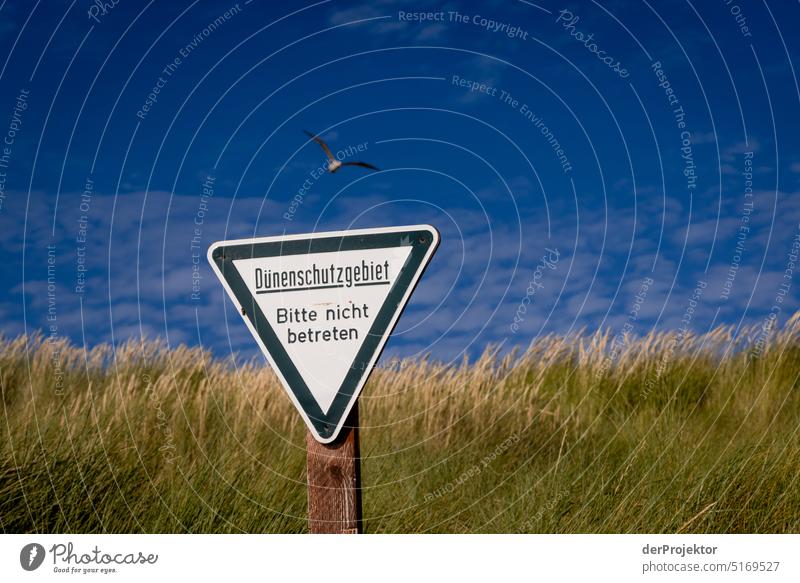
(232, 245, 413, 413)
(207, 225, 439, 443)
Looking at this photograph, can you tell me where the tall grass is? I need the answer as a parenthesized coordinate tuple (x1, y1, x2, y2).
(1, 313, 799, 533)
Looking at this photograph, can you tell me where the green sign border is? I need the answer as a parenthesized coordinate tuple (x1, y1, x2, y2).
(210, 227, 438, 441)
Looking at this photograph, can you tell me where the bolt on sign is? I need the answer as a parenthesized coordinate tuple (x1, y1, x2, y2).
(208, 225, 440, 443)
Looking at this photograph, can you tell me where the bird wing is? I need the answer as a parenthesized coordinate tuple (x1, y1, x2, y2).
(341, 161, 380, 171)
(303, 130, 335, 161)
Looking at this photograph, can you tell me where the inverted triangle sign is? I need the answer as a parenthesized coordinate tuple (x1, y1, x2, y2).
(208, 225, 440, 443)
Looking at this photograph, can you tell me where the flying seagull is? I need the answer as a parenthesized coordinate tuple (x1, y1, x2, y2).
(303, 130, 379, 173)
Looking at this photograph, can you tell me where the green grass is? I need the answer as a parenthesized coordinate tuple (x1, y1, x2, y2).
(1, 313, 799, 533)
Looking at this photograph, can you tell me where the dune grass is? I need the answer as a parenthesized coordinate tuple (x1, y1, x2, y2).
(1, 313, 799, 533)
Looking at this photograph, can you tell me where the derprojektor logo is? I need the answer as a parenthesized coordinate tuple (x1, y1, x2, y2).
(19, 543, 46, 571)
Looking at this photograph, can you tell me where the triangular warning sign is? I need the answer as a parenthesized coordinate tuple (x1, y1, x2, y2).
(208, 225, 439, 443)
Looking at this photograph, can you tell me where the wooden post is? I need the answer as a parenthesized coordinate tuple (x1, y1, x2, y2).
(306, 403, 362, 533)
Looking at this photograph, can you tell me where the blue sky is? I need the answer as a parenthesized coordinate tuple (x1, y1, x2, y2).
(0, 0, 798, 362)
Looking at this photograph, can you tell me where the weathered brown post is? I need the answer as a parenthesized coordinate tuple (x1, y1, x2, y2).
(306, 404, 362, 533)
(208, 226, 438, 534)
